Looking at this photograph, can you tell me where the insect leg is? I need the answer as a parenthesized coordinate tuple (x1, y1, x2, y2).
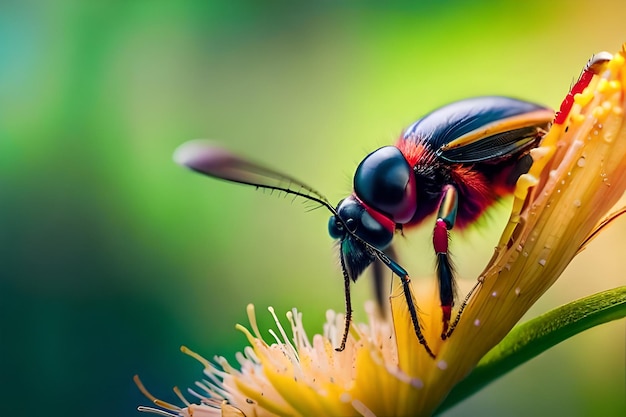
(336, 251, 353, 352)
(374, 251, 435, 358)
(433, 185, 458, 339)
(401, 274, 436, 358)
(371, 245, 399, 318)
(371, 252, 386, 316)
(445, 277, 482, 338)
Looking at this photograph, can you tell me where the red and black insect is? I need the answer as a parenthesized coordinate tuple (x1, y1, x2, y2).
(175, 53, 611, 358)
(327, 96, 552, 356)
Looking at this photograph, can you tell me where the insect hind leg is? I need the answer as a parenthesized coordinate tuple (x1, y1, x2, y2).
(433, 185, 459, 338)
(445, 277, 482, 338)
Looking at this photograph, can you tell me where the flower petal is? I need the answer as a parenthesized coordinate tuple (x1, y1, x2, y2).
(420, 45, 626, 415)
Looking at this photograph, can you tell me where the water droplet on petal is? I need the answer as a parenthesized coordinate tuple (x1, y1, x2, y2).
(411, 378, 424, 389)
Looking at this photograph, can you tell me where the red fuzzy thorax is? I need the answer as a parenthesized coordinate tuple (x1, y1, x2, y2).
(396, 139, 518, 230)
(447, 164, 497, 229)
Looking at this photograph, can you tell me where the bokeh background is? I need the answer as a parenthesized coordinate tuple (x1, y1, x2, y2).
(1, 1, 625, 416)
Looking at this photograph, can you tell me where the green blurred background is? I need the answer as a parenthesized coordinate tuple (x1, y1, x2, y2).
(1, 1, 624, 416)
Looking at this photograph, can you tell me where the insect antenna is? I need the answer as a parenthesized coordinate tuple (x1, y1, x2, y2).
(174, 140, 337, 215)
(302, 200, 327, 213)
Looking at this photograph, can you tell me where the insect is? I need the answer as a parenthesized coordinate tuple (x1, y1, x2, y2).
(175, 95, 556, 357)
(176, 51, 615, 357)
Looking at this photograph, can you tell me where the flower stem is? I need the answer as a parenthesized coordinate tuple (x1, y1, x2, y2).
(436, 286, 626, 413)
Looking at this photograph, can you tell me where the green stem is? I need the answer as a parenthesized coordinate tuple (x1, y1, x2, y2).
(436, 286, 626, 414)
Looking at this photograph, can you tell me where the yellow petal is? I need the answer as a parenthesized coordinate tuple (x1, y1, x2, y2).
(418, 45, 626, 415)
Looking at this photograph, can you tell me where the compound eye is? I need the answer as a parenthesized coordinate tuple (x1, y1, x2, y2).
(328, 215, 343, 239)
(354, 146, 417, 223)
(328, 199, 347, 239)
(333, 196, 393, 250)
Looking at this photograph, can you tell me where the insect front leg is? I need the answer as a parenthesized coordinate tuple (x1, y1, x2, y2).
(370, 245, 401, 318)
(432, 185, 458, 339)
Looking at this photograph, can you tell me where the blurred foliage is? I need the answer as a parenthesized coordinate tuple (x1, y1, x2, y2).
(0, 1, 624, 416)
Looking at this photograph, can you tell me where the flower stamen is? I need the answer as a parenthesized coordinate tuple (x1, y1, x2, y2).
(172, 387, 191, 407)
(136, 407, 178, 417)
(134, 375, 183, 414)
(267, 306, 299, 361)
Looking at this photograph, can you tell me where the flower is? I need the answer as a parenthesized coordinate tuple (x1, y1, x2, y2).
(136, 45, 626, 416)
(415, 47, 626, 413)
(135, 301, 429, 416)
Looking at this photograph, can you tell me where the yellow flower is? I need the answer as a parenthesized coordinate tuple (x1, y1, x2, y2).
(136, 45, 626, 417)
(422, 47, 626, 413)
(136, 301, 427, 417)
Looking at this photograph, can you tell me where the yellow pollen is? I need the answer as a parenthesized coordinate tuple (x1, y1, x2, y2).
(514, 173, 539, 199)
(574, 90, 593, 107)
(571, 113, 586, 125)
(609, 51, 625, 71)
(592, 106, 606, 119)
(529, 145, 553, 162)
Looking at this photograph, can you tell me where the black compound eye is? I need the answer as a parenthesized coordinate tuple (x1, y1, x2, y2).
(330, 196, 393, 250)
(328, 215, 344, 239)
(353, 146, 417, 223)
